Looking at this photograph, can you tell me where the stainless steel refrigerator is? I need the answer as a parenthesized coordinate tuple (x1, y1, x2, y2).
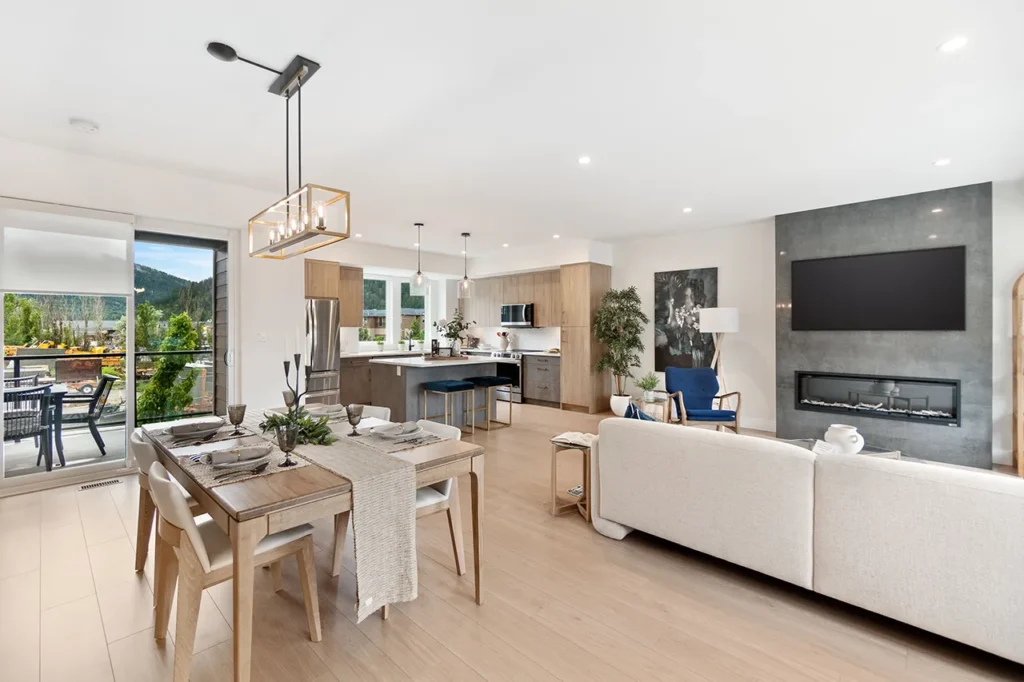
(305, 299, 341, 404)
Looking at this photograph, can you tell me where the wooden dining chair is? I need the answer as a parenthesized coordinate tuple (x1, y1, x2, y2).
(129, 429, 202, 573)
(329, 419, 465, 599)
(148, 462, 322, 681)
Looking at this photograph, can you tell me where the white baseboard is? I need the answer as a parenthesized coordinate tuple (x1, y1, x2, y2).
(993, 449, 1012, 467)
(741, 417, 777, 434)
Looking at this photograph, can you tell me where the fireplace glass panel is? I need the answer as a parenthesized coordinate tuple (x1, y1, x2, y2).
(796, 372, 959, 426)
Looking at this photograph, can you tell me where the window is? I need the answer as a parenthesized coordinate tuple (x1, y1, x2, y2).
(400, 283, 425, 344)
(361, 279, 386, 342)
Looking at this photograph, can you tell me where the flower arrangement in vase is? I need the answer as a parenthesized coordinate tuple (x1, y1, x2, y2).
(433, 308, 475, 355)
(496, 330, 511, 351)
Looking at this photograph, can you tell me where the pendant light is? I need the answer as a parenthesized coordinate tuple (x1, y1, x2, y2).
(458, 232, 473, 299)
(206, 41, 352, 259)
(409, 223, 426, 295)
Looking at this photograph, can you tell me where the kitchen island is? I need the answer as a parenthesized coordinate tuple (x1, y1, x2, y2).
(370, 355, 515, 427)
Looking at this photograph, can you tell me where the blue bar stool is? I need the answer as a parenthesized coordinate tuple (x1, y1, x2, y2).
(465, 376, 512, 430)
(422, 380, 476, 433)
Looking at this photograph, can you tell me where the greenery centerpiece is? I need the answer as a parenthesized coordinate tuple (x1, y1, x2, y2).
(258, 354, 337, 459)
(594, 287, 650, 414)
(433, 308, 475, 354)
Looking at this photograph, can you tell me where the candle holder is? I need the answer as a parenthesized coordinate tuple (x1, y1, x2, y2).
(278, 353, 311, 467)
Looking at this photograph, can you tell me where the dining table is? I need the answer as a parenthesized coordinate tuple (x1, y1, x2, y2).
(143, 414, 486, 682)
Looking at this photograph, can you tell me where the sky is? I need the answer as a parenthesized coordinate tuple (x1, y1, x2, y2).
(134, 242, 212, 282)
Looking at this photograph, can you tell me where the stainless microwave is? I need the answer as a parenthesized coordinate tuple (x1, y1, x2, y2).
(501, 303, 535, 328)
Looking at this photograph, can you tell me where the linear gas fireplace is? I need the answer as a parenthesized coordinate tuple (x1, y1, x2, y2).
(795, 371, 960, 427)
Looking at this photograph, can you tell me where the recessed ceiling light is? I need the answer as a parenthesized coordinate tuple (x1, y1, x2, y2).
(933, 158, 951, 167)
(779, 250, 787, 256)
(928, 234, 938, 239)
(683, 207, 693, 213)
(931, 208, 943, 213)
(461, 250, 466, 255)
(553, 234, 560, 239)
(502, 243, 509, 248)
(578, 156, 591, 165)
(938, 36, 968, 53)
(355, 233, 362, 238)
(69, 117, 100, 134)
(413, 242, 420, 247)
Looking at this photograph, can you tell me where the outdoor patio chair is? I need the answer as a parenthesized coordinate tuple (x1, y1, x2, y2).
(4, 385, 54, 470)
(62, 374, 116, 455)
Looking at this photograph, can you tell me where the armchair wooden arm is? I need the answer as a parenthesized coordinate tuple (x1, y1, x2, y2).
(667, 390, 687, 425)
(716, 392, 741, 432)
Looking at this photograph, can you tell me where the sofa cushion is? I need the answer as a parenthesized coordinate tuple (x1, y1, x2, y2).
(596, 419, 816, 588)
(813, 453, 1024, 665)
(685, 409, 736, 421)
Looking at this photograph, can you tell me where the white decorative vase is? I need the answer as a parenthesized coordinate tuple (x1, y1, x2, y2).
(451, 339, 460, 355)
(825, 424, 865, 454)
(500, 336, 510, 351)
(643, 389, 655, 402)
(610, 394, 631, 416)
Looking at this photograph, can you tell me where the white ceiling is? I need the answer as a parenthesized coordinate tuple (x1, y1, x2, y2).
(2, 0, 1023, 256)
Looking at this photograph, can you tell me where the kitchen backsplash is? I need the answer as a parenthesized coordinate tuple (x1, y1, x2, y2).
(469, 326, 560, 351)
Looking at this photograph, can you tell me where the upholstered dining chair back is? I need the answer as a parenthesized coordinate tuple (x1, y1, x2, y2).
(360, 405, 391, 421)
(148, 461, 213, 571)
(665, 367, 720, 413)
(130, 429, 158, 479)
(416, 419, 461, 497)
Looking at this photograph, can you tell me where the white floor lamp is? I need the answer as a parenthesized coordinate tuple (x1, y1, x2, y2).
(698, 307, 739, 409)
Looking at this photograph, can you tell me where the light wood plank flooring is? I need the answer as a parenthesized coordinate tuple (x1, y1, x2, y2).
(0, 403, 1021, 681)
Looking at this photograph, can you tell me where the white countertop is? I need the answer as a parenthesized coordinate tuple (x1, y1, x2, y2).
(340, 350, 423, 358)
(369, 355, 517, 368)
(465, 349, 560, 358)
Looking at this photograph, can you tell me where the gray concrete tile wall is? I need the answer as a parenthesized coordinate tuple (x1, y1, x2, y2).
(775, 183, 992, 467)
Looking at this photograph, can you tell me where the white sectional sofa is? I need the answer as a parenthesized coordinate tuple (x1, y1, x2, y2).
(591, 418, 1024, 665)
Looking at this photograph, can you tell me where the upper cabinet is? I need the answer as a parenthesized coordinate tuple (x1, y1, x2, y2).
(534, 270, 561, 328)
(338, 265, 363, 327)
(304, 259, 340, 299)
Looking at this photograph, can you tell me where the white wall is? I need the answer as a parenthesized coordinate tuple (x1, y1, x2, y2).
(611, 219, 777, 432)
(992, 179, 1024, 466)
(470, 237, 613, 278)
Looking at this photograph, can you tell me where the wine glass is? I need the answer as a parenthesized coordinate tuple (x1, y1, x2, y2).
(346, 404, 364, 437)
(227, 404, 247, 436)
(275, 423, 298, 467)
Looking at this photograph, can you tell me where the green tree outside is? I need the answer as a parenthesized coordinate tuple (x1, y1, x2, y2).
(136, 311, 198, 420)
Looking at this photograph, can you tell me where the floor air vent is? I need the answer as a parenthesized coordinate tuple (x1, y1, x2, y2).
(79, 479, 122, 491)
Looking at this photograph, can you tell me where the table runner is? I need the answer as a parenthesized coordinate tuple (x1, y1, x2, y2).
(245, 411, 419, 621)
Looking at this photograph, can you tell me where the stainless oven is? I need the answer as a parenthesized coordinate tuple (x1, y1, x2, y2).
(491, 352, 522, 402)
(500, 303, 534, 328)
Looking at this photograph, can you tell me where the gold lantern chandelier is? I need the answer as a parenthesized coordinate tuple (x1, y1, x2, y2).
(207, 42, 351, 259)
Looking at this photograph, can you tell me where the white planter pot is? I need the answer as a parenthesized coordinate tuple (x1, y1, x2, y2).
(643, 390, 655, 402)
(610, 394, 631, 416)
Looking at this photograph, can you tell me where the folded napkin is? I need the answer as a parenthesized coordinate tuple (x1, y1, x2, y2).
(169, 417, 225, 435)
(308, 404, 346, 418)
(201, 443, 272, 465)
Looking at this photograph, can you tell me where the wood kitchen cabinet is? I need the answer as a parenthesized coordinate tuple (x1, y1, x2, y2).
(533, 270, 561, 328)
(559, 262, 612, 413)
(339, 357, 372, 405)
(523, 354, 560, 404)
(304, 259, 340, 299)
(516, 273, 535, 305)
(338, 265, 363, 327)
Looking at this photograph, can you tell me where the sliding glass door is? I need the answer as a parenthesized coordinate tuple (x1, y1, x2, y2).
(1, 202, 135, 484)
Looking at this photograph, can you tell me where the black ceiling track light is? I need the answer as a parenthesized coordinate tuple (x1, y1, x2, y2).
(207, 41, 351, 259)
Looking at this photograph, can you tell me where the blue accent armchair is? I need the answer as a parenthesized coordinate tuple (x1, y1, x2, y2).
(664, 367, 741, 433)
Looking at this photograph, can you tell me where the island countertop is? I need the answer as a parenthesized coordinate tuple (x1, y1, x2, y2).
(370, 355, 519, 368)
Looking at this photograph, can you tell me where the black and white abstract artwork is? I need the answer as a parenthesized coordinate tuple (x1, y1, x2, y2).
(653, 267, 718, 371)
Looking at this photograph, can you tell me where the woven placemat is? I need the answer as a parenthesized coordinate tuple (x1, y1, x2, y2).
(348, 430, 442, 454)
(175, 442, 309, 488)
(149, 423, 256, 449)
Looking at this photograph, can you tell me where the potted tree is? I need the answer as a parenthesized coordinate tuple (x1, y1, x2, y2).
(594, 286, 649, 416)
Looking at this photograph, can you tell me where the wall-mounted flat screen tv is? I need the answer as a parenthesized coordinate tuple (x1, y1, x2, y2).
(790, 246, 966, 331)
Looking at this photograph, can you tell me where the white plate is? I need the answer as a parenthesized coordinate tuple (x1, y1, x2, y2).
(370, 422, 422, 439)
(211, 455, 271, 470)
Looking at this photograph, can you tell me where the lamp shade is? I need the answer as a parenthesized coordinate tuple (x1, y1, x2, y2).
(699, 307, 739, 333)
